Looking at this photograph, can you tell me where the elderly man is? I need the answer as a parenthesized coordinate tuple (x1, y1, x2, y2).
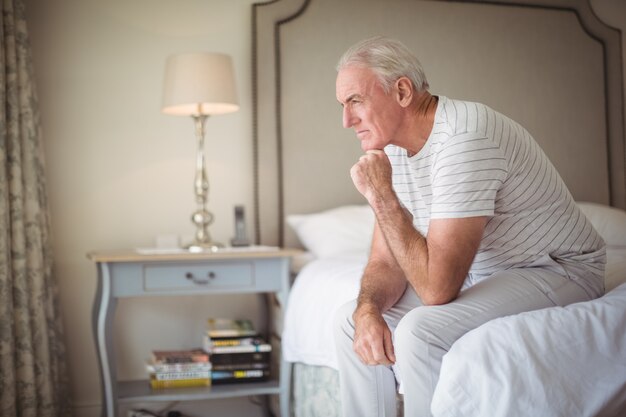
(333, 36, 605, 417)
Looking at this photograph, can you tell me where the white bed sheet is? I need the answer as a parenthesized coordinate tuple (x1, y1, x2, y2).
(431, 282, 626, 417)
(282, 254, 366, 368)
(282, 227, 626, 414)
(283, 251, 626, 364)
(283, 250, 626, 415)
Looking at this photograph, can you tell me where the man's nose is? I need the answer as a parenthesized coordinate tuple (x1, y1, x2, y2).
(343, 107, 355, 128)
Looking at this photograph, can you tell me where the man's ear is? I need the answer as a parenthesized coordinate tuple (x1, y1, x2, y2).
(395, 77, 413, 107)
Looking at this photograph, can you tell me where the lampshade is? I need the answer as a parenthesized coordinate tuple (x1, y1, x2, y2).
(162, 52, 239, 116)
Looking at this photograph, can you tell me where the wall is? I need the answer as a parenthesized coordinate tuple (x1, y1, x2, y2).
(22, 0, 626, 416)
(24, 1, 263, 416)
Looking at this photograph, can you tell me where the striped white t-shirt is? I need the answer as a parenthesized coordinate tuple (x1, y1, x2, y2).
(386, 96, 605, 293)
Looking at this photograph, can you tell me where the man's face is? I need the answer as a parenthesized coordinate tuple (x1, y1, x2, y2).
(336, 65, 401, 151)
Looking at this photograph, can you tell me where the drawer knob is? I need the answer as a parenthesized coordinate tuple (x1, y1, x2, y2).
(185, 271, 216, 285)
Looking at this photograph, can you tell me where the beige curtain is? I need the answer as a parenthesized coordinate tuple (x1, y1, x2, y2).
(0, 0, 72, 416)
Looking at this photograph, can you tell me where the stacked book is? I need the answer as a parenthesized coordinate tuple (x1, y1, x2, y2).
(203, 318, 272, 384)
(147, 348, 211, 389)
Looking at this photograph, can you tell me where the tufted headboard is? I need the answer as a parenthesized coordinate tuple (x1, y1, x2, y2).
(252, 0, 625, 248)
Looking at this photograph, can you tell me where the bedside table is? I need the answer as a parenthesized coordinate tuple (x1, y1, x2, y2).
(88, 248, 301, 417)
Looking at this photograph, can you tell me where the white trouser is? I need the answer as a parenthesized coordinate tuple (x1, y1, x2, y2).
(333, 258, 601, 417)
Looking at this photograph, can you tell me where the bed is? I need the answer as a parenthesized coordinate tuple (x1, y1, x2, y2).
(250, 0, 626, 416)
(281, 203, 626, 416)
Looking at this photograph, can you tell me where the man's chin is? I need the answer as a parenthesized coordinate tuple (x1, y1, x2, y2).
(361, 142, 384, 152)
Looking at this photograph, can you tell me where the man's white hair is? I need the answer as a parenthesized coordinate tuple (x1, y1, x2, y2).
(337, 36, 429, 94)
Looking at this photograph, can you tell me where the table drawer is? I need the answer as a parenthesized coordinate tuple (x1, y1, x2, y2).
(144, 262, 253, 291)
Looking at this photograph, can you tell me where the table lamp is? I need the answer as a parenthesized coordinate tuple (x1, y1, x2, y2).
(162, 52, 239, 252)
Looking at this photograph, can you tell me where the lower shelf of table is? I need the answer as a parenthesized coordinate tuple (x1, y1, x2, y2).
(118, 379, 282, 403)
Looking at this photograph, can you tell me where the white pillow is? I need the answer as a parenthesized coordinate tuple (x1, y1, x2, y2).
(577, 202, 626, 247)
(286, 205, 375, 258)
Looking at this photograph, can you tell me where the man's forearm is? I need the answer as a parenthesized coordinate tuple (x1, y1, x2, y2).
(350, 149, 469, 306)
(356, 258, 407, 316)
(370, 195, 429, 294)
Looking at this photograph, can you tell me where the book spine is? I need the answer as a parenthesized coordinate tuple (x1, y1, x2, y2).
(151, 371, 211, 381)
(151, 349, 209, 364)
(207, 329, 258, 338)
(203, 335, 271, 354)
(211, 369, 270, 385)
(211, 362, 270, 372)
(150, 378, 211, 389)
(154, 356, 209, 364)
(147, 362, 212, 374)
(208, 344, 271, 354)
(210, 336, 264, 347)
(209, 351, 271, 366)
(206, 318, 255, 328)
(206, 318, 256, 338)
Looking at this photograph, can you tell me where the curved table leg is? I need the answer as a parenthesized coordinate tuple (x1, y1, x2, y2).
(92, 263, 118, 417)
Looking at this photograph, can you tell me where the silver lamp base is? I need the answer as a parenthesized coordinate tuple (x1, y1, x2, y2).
(185, 114, 222, 254)
(186, 241, 223, 253)
(186, 206, 221, 252)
